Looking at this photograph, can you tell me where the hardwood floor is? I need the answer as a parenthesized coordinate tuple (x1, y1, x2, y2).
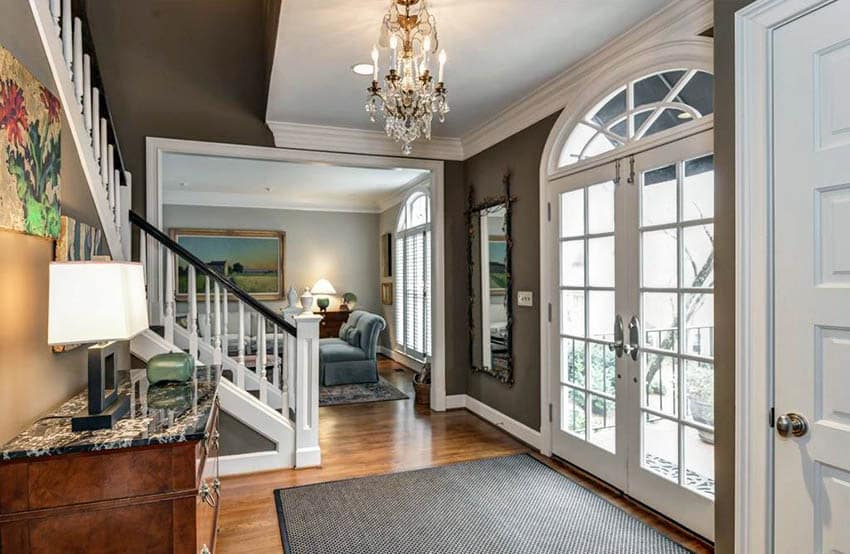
(216, 357, 713, 553)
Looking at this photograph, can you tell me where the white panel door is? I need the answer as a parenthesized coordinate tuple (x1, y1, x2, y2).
(774, 1, 850, 551)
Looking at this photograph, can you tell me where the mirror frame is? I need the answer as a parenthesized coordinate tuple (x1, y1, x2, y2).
(466, 172, 516, 385)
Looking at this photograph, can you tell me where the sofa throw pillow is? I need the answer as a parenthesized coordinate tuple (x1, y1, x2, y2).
(338, 322, 351, 340)
(347, 329, 361, 347)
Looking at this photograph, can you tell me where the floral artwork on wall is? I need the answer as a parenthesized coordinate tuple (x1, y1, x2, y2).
(0, 44, 61, 239)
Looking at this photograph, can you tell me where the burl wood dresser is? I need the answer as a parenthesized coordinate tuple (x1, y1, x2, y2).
(0, 368, 220, 553)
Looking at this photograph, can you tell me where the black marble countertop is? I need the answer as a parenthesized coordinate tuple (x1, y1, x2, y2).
(1, 367, 219, 461)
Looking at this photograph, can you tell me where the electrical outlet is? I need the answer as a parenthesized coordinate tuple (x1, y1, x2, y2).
(517, 291, 533, 307)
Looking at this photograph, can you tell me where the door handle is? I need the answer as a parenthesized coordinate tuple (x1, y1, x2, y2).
(776, 413, 809, 438)
(624, 315, 640, 361)
(608, 314, 625, 358)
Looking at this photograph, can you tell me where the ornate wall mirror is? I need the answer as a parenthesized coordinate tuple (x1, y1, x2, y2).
(467, 173, 515, 385)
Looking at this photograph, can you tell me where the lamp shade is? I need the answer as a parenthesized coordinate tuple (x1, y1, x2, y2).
(310, 278, 337, 295)
(48, 261, 149, 345)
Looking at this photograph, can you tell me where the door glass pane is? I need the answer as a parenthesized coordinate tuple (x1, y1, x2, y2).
(560, 189, 584, 238)
(641, 164, 677, 226)
(561, 338, 586, 387)
(642, 414, 679, 483)
(684, 425, 715, 497)
(683, 293, 713, 357)
(560, 240, 585, 286)
(642, 229, 678, 288)
(642, 292, 679, 352)
(561, 290, 585, 337)
(682, 224, 714, 288)
(643, 352, 679, 417)
(562, 386, 586, 439)
(683, 155, 714, 220)
(588, 236, 614, 287)
(587, 181, 615, 234)
(588, 290, 615, 341)
(589, 342, 616, 396)
(684, 360, 714, 426)
(589, 395, 616, 453)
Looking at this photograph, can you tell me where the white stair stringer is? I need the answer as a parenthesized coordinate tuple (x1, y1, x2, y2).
(130, 328, 295, 475)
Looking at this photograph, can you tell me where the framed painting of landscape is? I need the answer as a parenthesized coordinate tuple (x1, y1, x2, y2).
(170, 228, 285, 300)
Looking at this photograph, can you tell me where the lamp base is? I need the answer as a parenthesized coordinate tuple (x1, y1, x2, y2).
(71, 394, 130, 432)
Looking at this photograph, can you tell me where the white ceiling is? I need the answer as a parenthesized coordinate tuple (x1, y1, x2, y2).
(162, 153, 428, 213)
(267, 0, 673, 138)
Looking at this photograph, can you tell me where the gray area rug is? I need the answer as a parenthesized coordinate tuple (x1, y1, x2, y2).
(319, 377, 408, 407)
(274, 454, 692, 554)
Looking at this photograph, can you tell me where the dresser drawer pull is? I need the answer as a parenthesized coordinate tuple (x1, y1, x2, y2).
(199, 482, 217, 507)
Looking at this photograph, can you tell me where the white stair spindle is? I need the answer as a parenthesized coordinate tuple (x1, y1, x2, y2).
(107, 145, 115, 208)
(237, 301, 246, 366)
(204, 277, 211, 344)
(82, 55, 92, 131)
(213, 282, 222, 365)
(120, 172, 132, 261)
(72, 18, 83, 105)
(273, 324, 280, 389)
(99, 119, 108, 184)
(286, 332, 296, 414)
(92, 88, 100, 157)
(112, 169, 120, 218)
(164, 251, 175, 344)
(188, 266, 199, 361)
(222, 290, 229, 360)
(61, 0, 71, 69)
(258, 317, 268, 404)
(49, 0, 60, 30)
(114, 173, 121, 229)
(139, 230, 147, 275)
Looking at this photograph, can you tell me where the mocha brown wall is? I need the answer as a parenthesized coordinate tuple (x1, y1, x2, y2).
(83, 0, 277, 217)
(459, 114, 561, 429)
(714, 1, 754, 551)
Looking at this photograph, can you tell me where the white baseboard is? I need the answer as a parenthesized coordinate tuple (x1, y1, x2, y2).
(445, 394, 543, 451)
(218, 451, 290, 477)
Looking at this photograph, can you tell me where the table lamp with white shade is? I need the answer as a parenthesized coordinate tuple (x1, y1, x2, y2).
(311, 278, 337, 313)
(48, 261, 149, 431)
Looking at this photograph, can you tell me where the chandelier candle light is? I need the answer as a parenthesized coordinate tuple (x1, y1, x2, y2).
(365, 0, 449, 155)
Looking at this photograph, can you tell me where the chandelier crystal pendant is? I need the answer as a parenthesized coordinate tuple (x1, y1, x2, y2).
(365, 0, 449, 155)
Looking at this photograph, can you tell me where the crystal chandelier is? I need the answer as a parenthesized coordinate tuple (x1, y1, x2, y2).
(365, 0, 449, 155)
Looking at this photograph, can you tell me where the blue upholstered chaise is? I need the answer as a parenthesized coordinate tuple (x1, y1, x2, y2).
(318, 310, 387, 386)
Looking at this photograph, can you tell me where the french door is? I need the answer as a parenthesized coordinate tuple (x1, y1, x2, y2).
(549, 130, 715, 539)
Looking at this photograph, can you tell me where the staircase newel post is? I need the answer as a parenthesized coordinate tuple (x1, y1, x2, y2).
(188, 265, 199, 362)
(212, 282, 222, 366)
(204, 276, 211, 345)
(294, 313, 322, 468)
(164, 251, 175, 344)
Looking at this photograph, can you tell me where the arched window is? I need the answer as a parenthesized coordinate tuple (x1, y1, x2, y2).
(559, 68, 714, 168)
(395, 190, 431, 359)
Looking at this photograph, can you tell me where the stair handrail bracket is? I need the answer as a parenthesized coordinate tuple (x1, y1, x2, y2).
(129, 211, 321, 473)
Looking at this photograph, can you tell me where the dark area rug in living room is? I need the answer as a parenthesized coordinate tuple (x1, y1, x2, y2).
(319, 377, 408, 407)
(274, 454, 692, 554)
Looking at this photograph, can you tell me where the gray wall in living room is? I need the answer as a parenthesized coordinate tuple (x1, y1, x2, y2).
(163, 205, 382, 316)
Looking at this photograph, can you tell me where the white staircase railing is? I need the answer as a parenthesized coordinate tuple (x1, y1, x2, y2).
(130, 211, 322, 471)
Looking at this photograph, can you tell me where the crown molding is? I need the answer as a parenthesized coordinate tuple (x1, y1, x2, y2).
(164, 190, 386, 214)
(267, 120, 464, 161)
(460, 0, 713, 159)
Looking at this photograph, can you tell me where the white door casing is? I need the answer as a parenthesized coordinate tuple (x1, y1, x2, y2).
(773, 1, 850, 551)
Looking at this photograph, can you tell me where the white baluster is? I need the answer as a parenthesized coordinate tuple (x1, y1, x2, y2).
(188, 266, 199, 361)
(213, 282, 222, 366)
(121, 172, 132, 261)
(49, 0, 60, 30)
(258, 316, 268, 404)
(114, 172, 121, 229)
(222, 290, 229, 360)
(139, 230, 147, 274)
(273, 324, 280, 389)
(92, 88, 100, 156)
(82, 55, 91, 131)
(204, 277, 211, 345)
(113, 169, 120, 221)
(286, 331, 296, 415)
(238, 301, 246, 366)
(72, 18, 83, 105)
(107, 145, 115, 209)
(164, 251, 175, 344)
(62, 0, 71, 69)
(99, 119, 108, 184)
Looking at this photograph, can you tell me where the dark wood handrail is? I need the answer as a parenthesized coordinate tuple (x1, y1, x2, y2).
(130, 211, 297, 336)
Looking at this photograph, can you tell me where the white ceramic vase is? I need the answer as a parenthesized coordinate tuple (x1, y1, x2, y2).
(300, 287, 314, 314)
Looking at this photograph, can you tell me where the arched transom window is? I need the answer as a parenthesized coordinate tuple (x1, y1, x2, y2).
(559, 68, 714, 168)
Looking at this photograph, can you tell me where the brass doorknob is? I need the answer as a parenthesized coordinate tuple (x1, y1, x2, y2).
(776, 413, 809, 438)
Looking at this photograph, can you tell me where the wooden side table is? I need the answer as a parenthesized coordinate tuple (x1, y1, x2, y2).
(315, 310, 350, 339)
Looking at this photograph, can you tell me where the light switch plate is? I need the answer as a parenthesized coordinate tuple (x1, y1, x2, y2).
(517, 291, 533, 307)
